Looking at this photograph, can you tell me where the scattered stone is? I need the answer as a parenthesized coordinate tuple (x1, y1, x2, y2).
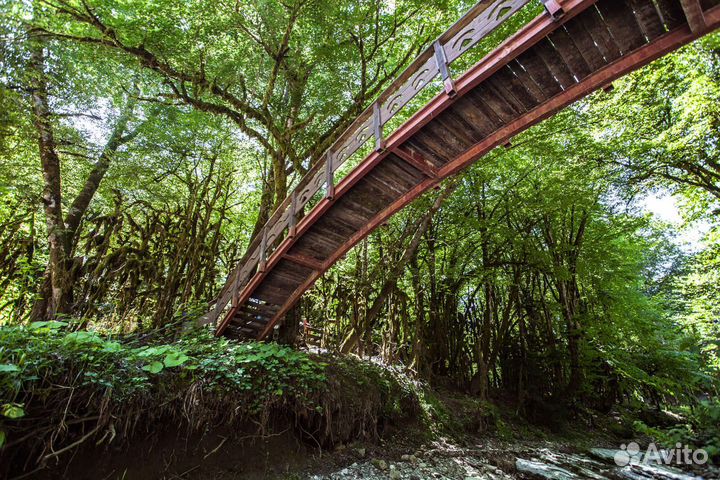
(310, 441, 712, 480)
(516, 458, 578, 479)
(589, 448, 618, 463)
(389, 466, 402, 479)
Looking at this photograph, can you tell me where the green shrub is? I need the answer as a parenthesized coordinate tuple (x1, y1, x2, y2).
(0, 322, 327, 456)
(633, 399, 720, 463)
(0, 321, 420, 469)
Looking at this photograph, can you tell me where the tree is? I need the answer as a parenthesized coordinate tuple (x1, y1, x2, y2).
(33, 0, 452, 238)
(22, 32, 141, 320)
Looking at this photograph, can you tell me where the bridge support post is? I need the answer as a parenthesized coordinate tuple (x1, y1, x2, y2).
(325, 152, 335, 199)
(373, 102, 385, 152)
(289, 191, 297, 237)
(258, 227, 268, 272)
(539, 0, 564, 19)
(433, 41, 456, 97)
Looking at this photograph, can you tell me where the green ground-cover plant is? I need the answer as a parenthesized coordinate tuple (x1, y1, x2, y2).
(0, 322, 327, 457)
(0, 321, 419, 474)
(634, 399, 720, 463)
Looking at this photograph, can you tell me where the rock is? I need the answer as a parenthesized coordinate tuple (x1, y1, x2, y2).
(401, 453, 418, 463)
(371, 458, 388, 471)
(589, 448, 619, 463)
(590, 447, 699, 479)
(618, 462, 701, 480)
(515, 458, 578, 479)
(389, 467, 402, 479)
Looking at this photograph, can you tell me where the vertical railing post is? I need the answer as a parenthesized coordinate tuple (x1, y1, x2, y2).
(433, 41, 456, 97)
(258, 227, 268, 272)
(373, 102, 385, 152)
(325, 151, 335, 200)
(289, 190, 297, 237)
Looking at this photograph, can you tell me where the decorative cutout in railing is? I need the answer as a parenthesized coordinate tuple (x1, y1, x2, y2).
(207, 0, 540, 325)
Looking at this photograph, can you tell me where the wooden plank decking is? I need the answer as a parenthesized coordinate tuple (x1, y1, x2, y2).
(208, 0, 720, 340)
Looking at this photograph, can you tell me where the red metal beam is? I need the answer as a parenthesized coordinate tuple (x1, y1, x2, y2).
(540, 0, 565, 18)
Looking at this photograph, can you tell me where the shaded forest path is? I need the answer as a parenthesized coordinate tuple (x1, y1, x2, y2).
(207, 0, 720, 339)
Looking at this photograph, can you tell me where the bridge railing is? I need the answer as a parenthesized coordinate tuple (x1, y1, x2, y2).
(208, 0, 558, 325)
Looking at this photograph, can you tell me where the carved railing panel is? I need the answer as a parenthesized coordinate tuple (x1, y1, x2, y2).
(296, 167, 327, 211)
(444, 0, 530, 63)
(380, 55, 439, 124)
(333, 115, 375, 166)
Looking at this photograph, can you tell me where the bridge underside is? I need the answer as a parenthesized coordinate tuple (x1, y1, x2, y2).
(216, 0, 720, 340)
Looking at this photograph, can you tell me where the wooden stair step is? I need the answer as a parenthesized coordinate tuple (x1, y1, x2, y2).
(654, 0, 687, 29)
(561, 20, 609, 72)
(627, 0, 667, 40)
(596, 0, 648, 54)
(547, 27, 592, 81)
(533, 38, 576, 90)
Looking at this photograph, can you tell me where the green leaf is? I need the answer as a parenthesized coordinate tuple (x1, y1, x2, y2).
(136, 346, 170, 358)
(101, 341, 122, 353)
(163, 352, 189, 368)
(64, 331, 103, 345)
(1, 403, 25, 419)
(29, 321, 67, 330)
(0, 430, 5, 448)
(142, 361, 164, 374)
(0, 364, 21, 373)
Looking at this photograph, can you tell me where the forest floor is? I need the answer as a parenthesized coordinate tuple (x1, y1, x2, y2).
(38, 388, 718, 480)
(2, 327, 717, 479)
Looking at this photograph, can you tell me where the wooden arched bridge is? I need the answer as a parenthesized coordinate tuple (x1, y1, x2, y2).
(206, 0, 720, 340)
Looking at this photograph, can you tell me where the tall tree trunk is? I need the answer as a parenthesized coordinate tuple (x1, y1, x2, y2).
(28, 38, 70, 321)
(28, 39, 138, 321)
(64, 98, 138, 246)
(543, 208, 589, 398)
